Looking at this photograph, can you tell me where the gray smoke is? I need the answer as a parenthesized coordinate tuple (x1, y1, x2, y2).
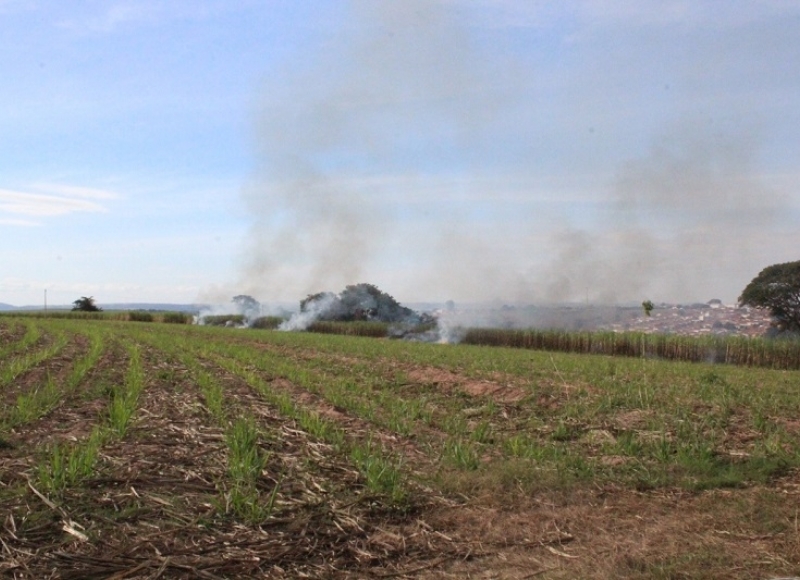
(240, 0, 524, 304)
(278, 292, 336, 332)
(541, 123, 789, 304)
(239, 1, 796, 309)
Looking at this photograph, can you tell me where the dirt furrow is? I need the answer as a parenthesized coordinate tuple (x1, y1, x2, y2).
(0, 336, 117, 444)
(203, 352, 446, 476)
(182, 351, 475, 577)
(1, 345, 450, 579)
(0, 320, 27, 350)
(0, 333, 85, 409)
(4, 346, 220, 578)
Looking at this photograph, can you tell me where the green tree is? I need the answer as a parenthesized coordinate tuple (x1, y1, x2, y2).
(739, 260, 800, 333)
(232, 295, 261, 317)
(298, 283, 421, 323)
(72, 296, 102, 312)
(641, 300, 655, 317)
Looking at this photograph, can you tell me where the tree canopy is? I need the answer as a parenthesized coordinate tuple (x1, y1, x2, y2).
(738, 260, 800, 333)
(72, 296, 102, 312)
(300, 283, 421, 323)
(232, 295, 261, 317)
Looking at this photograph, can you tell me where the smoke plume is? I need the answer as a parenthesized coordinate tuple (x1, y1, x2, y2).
(239, 1, 796, 309)
(541, 123, 789, 304)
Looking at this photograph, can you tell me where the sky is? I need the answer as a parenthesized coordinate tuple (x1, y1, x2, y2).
(1, 0, 799, 308)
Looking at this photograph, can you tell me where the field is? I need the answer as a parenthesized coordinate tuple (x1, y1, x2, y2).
(2, 316, 800, 578)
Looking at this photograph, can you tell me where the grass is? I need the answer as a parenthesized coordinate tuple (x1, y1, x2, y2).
(37, 427, 106, 493)
(10, 372, 61, 425)
(0, 323, 107, 430)
(0, 329, 69, 388)
(0, 319, 41, 358)
(107, 343, 145, 436)
(225, 416, 267, 483)
(120, 321, 800, 492)
(144, 332, 411, 504)
(350, 441, 406, 503)
(117, 326, 290, 522)
(25, 331, 138, 494)
(223, 416, 274, 522)
(441, 438, 480, 470)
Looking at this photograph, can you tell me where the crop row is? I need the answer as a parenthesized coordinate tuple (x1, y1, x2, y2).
(233, 317, 800, 371)
(5, 317, 800, 499)
(3, 317, 800, 579)
(0, 310, 192, 323)
(1, 320, 444, 580)
(461, 327, 800, 370)
(127, 322, 800, 494)
(9, 309, 800, 371)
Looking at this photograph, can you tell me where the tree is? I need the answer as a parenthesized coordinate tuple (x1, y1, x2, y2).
(641, 300, 655, 317)
(739, 260, 800, 333)
(72, 296, 102, 312)
(232, 295, 261, 317)
(299, 283, 420, 323)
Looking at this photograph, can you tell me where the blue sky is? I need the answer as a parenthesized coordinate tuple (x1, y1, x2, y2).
(2, 1, 799, 308)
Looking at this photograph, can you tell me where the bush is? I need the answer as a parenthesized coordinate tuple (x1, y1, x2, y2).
(200, 314, 245, 327)
(128, 311, 154, 322)
(250, 316, 285, 329)
(163, 312, 191, 324)
(307, 321, 390, 337)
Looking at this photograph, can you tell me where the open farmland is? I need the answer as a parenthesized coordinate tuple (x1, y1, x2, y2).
(2, 317, 800, 579)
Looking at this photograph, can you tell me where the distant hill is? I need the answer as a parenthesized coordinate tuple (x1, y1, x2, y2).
(0, 303, 15, 311)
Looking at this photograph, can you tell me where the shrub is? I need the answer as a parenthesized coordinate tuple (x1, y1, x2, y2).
(200, 314, 245, 327)
(163, 312, 191, 324)
(308, 320, 390, 337)
(250, 316, 285, 329)
(128, 311, 154, 322)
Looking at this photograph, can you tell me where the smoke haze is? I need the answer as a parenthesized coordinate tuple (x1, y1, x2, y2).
(239, 1, 799, 307)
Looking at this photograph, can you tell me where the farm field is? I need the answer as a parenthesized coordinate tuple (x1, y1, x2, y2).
(2, 317, 800, 578)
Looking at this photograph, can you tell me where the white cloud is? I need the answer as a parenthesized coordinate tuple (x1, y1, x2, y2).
(29, 182, 120, 200)
(0, 217, 39, 227)
(0, 184, 118, 219)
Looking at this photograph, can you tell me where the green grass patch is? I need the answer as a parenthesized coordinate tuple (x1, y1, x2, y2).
(37, 427, 106, 493)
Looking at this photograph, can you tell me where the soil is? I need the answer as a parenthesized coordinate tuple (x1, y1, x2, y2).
(406, 367, 528, 404)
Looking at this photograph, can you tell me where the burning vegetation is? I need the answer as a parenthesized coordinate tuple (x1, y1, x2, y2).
(299, 283, 424, 324)
(282, 283, 436, 337)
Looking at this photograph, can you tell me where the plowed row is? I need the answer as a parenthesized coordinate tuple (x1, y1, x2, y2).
(2, 317, 800, 579)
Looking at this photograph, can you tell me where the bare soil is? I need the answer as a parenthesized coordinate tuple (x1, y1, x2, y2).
(405, 366, 528, 404)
